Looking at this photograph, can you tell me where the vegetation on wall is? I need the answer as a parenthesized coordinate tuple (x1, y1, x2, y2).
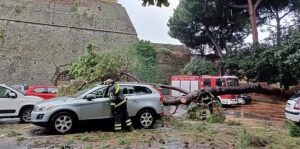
(69, 40, 159, 84)
(127, 40, 159, 83)
(182, 57, 218, 76)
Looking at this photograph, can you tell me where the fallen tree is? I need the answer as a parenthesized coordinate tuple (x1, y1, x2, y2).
(121, 71, 299, 106)
(160, 84, 299, 106)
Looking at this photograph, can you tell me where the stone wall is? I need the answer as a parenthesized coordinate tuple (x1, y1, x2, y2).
(153, 43, 191, 84)
(0, 0, 137, 85)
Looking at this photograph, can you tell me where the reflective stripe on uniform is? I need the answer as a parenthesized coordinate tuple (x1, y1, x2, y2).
(115, 127, 122, 130)
(126, 122, 132, 126)
(114, 84, 120, 94)
(115, 123, 121, 127)
(126, 119, 131, 123)
(114, 99, 127, 108)
(111, 103, 116, 106)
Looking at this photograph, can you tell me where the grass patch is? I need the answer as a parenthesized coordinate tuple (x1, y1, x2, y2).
(226, 120, 242, 126)
(285, 120, 300, 137)
(238, 129, 271, 148)
(16, 136, 26, 142)
(117, 138, 131, 145)
(7, 131, 21, 137)
(207, 113, 225, 123)
(71, 2, 78, 12)
(14, 5, 24, 15)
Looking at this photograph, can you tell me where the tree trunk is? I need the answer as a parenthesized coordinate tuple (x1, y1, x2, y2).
(205, 27, 224, 58)
(247, 0, 259, 47)
(161, 84, 299, 106)
(275, 12, 281, 45)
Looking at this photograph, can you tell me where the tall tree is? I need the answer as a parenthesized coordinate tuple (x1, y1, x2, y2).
(168, 0, 249, 58)
(260, 0, 300, 45)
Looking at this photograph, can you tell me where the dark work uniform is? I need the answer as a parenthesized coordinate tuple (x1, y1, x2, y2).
(108, 83, 133, 131)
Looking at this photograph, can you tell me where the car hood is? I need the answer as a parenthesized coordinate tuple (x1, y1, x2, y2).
(35, 96, 77, 107)
(21, 95, 44, 102)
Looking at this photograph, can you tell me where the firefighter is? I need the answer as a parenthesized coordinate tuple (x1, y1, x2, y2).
(105, 79, 133, 132)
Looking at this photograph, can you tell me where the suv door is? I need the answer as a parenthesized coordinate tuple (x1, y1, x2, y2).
(0, 86, 20, 117)
(120, 85, 153, 116)
(78, 87, 112, 120)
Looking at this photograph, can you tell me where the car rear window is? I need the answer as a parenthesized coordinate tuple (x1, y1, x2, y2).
(47, 87, 58, 94)
(121, 86, 152, 95)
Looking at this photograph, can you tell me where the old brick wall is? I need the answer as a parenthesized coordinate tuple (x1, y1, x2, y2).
(0, 0, 137, 85)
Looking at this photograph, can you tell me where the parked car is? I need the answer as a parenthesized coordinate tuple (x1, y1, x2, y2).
(240, 94, 252, 104)
(11, 84, 29, 94)
(285, 94, 300, 124)
(26, 86, 58, 100)
(31, 83, 164, 134)
(0, 84, 43, 122)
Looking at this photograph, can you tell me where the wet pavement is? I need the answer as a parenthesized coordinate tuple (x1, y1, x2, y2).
(223, 101, 286, 121)
(165, 101, 286, 121)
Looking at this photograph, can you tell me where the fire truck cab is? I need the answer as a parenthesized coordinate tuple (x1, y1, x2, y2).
(171, 75, 245, 105)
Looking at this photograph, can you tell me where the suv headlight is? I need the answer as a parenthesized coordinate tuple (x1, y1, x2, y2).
(37, 105, 53, 111)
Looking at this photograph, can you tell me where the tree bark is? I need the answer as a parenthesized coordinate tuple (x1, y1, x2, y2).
(247, 0, 259, 47)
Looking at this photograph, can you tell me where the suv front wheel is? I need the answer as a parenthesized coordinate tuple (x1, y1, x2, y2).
(136, 109, 156, 128)
(50, 112, 76, 134)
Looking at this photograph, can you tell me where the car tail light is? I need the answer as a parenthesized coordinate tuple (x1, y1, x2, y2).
(294, 99, 300, 110)
(151, 85, 164, 103)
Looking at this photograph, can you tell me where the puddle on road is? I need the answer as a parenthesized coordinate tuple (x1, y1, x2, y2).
(164, 101, 286, 121)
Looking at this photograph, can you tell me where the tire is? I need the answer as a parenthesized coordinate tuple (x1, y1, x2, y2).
(240, 98, 246, 105)
(136, 109, 156, 129)
(20, 107, 33, 123)
(50, 112, 76, 134)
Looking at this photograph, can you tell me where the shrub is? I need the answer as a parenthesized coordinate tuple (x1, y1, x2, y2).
(238, 129, 271, 148)
(207, 113, 225, 123)
(226, 120, 242, 126)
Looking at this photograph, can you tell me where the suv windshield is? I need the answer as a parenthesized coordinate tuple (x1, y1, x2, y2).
(71, 85, 104, 98)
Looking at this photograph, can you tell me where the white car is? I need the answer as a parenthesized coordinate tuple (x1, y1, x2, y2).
(0, 84, 43, 122)
(285, 95, 300, 124)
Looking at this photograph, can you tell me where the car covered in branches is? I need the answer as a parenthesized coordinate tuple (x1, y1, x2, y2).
(30, 83, 164, 134)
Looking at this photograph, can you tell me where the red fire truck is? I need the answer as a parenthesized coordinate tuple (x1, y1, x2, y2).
(170, 75, 246, 105)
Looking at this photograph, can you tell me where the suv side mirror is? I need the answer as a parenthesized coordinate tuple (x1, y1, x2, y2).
(85, 94, 96, 101)
(9, 92, 17, 98)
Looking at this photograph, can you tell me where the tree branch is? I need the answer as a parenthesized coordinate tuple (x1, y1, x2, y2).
(120, 71, 144, 83)
(254, 0, 262, 10)
(279, 8, 296, 20)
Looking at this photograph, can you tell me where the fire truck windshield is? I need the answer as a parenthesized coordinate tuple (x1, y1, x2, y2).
(226, 78, 239, 87)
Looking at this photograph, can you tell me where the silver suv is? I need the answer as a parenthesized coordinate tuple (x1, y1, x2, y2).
(31, 83, 164, 134)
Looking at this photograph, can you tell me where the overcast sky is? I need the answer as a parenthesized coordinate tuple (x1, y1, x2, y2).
(118, 0, 181, 44)
(118, 0, 284, 45)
